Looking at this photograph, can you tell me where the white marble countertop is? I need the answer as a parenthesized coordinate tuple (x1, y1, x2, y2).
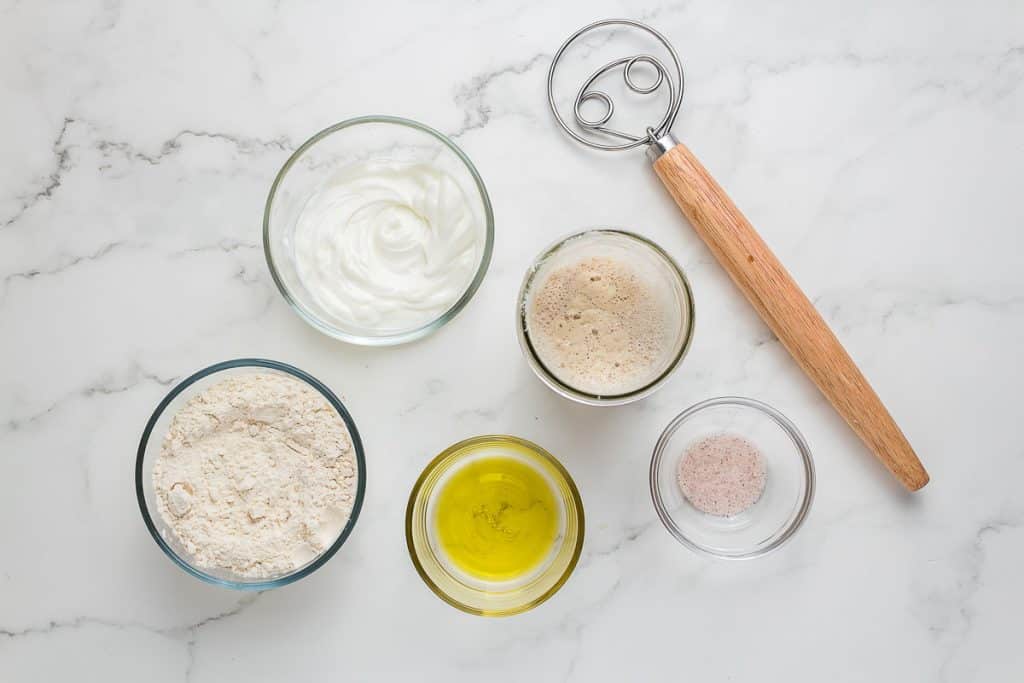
(2, 1, 1022, 680)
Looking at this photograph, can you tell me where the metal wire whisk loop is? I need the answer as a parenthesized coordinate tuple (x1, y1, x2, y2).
(548, 19, 685, 152)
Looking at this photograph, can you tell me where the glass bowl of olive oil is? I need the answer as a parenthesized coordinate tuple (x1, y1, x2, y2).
(405, 435, 585, 616)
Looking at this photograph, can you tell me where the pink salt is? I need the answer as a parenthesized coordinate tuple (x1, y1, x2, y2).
(677, 434, 767, 517)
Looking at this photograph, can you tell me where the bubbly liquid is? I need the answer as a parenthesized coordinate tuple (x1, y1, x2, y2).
(526, 245, 679, 396)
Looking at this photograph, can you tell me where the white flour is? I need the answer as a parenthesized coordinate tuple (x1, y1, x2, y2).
(153, 372, 357, 579)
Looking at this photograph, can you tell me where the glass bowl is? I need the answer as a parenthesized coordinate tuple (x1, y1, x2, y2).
(405, 435, 584, 616)
(135, 359, 367, 590)
(516, 229, 695, 406)
(650, 397, 814, 559)
(263, 116, 494, 346)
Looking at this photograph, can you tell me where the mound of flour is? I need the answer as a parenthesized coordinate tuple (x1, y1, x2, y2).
(153, 372, 357, 578)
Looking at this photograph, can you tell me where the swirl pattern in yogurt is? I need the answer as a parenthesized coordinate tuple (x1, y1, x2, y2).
(293, 161, 483, 333)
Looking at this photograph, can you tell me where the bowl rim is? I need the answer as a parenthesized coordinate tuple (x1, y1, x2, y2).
(515, 228, 696, 406)
(405, 434, 585, 616)
(135, 358, 367, 590)
(649, 396, 815, 560)
(262, 115, 495, 346)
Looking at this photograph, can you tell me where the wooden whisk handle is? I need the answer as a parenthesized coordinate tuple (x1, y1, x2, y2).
(653, 142, 929, 491)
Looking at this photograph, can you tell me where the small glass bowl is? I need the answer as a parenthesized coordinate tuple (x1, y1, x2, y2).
(405, 435, 584, 616)
(263, 116, 494, 346)
(516, 229, 695, 406)
(650, 397, 814, 559)
(135, 359, 367, 590)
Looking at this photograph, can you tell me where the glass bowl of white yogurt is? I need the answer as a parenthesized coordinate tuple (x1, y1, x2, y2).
(516, 229, 695, 406)
(264, 116, 494, 345)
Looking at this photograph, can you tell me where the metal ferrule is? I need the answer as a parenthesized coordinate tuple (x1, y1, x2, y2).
(646, 131, 679, 163)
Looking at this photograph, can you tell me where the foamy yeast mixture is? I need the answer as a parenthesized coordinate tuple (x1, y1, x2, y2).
(525, 233, 685, 396)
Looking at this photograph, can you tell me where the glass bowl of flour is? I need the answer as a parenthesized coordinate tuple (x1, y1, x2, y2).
(135, 359, 366, 589)
(264, 116, 494, 346)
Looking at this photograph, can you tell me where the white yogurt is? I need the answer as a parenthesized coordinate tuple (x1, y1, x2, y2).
(292, 161, 483, 332)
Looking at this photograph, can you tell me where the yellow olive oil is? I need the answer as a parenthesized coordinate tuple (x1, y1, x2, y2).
(433, 455, 559, 581)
